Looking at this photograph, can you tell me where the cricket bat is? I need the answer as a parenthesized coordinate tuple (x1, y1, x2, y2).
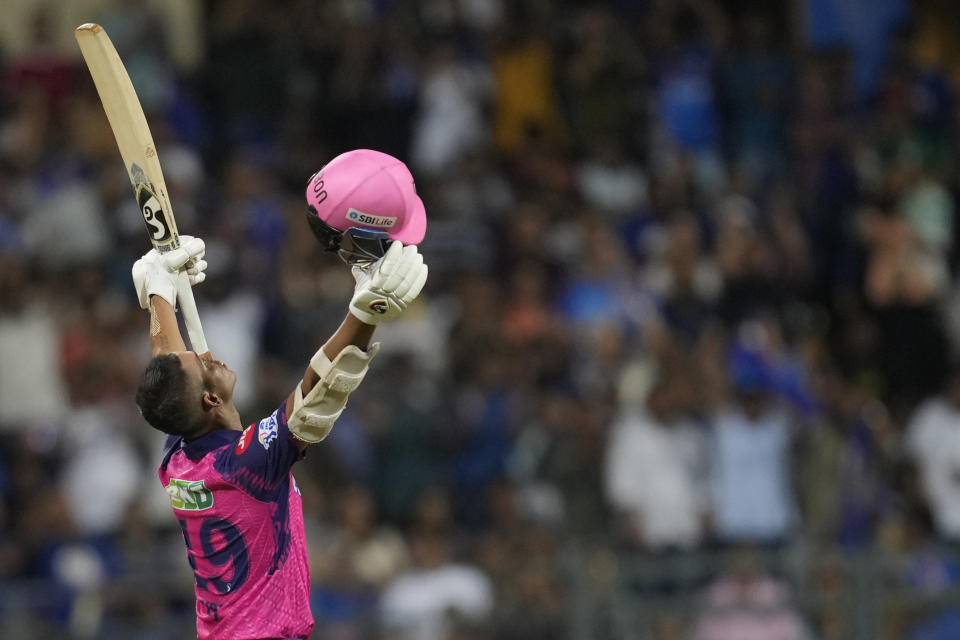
(75, 23, 208, 354)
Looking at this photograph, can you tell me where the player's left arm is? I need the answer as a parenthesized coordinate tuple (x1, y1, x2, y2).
(284, 241, 427, 449)
(284, 313, 376, 417)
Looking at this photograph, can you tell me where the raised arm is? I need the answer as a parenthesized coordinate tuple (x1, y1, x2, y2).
(149, 297, 187, 356)
(284, 241, 428, 448)
(285, 314, 375, 417)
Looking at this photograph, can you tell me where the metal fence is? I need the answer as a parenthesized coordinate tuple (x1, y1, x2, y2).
(565, 542, 960, 640)
(3, 543, 960, 639)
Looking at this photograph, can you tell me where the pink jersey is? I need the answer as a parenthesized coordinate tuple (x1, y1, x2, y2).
(158, 403, 313, 640)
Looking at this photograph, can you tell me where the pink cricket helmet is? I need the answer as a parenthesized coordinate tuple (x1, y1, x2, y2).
(305, 149, 427, 247)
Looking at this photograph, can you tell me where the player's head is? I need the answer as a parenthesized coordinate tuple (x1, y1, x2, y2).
(305, 149, 427, 265)
(136, 351, 237, 438)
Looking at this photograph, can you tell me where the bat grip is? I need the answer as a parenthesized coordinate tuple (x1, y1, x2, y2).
(176, 272, 208, 354)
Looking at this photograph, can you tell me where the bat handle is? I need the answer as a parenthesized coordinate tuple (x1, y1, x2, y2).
(176, 272, 208, 354)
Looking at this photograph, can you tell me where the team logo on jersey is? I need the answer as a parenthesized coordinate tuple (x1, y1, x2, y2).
(166, 478, 214, 511)
(258, 412, 279, 451)
(347, 208, 396, 228)
(235, 425, 255, 454)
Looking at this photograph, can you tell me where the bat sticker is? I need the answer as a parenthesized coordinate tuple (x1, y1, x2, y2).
(131, 163, 173, 245)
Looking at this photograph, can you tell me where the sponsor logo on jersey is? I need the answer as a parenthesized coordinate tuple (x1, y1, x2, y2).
(166, 478, 214, 511)
(258, 411, 279, 450)
(347, 208, 397, 228)
(235, 425, 255, 454)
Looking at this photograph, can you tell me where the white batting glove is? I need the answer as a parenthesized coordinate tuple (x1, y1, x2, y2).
(163, 235, 207, 285)
(131, 235, 206, 310)
(349, 241, 428, 325)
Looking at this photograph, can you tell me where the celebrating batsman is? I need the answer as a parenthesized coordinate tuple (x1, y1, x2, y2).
(133, 150, 428, 640)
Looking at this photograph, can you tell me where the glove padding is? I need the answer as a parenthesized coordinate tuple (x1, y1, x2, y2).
(132, 235, 207, 310)
(349, 241, 428, 325)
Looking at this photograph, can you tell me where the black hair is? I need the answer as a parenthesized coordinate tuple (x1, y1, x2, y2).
(136, 354, 202, 437)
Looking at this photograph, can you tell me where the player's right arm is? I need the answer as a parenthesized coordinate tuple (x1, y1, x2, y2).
(148, 297, 186, 355)
(284, 241, 428, 448)
(131, 236, 207, 355)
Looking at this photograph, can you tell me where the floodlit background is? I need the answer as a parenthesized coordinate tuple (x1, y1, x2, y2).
(1, 0, 960, 638)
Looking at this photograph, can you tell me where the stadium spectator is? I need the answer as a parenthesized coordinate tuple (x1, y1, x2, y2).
(797, 370, 897, 547)
(708, 353, 799, 545)
(380, 528, 493, 640)
(310, 485, 409, 637)
(692, 546, 807, 640)
(905, 366, 960, 541)
(605, 368, 708, 550)
(410, 40, 493, 178)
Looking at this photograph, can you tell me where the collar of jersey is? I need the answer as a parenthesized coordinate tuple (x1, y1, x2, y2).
(181, 429, 240, 462)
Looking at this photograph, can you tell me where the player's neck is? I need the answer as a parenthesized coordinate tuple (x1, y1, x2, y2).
(215, 403, 243, 432)
(199, 403, 243, 436)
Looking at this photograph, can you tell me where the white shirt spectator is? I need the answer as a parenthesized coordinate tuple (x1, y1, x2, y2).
(21, 181, 109, 268)
(411, 49, 492, 177)
(576, 156, 649, 216)
(372, 297, 457, 377)
(380, 563, 493, 640)
(605, 409, 707, 549)
(0, 307, 68, 426)
(200, 291, 264, 412)
(906, 395, 960, 539)
(60, 404, 141, 535)
(710, 405, 795, 542)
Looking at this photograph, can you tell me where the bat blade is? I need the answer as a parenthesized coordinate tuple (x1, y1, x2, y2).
(75, 23, 179, 253)
(75, 23, 208, 353)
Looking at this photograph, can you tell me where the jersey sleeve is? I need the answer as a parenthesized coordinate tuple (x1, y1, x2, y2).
(213, 402, 305, 499)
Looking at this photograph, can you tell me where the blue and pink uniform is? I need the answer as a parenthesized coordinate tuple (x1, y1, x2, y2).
(158, 402, 313, 640)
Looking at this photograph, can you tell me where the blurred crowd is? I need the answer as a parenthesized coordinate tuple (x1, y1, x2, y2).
(3, 0, 960, 638)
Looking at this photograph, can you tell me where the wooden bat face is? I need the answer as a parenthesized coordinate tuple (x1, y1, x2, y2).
(74, 23, 180, 253)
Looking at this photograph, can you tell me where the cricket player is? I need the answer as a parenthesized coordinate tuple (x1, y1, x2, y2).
(133, 150, 428, 640)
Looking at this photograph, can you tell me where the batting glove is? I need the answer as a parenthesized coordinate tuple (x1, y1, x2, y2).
(164, 235, 207, 284)
(132, 235, 206, 309)
(349, 241, 428, 325)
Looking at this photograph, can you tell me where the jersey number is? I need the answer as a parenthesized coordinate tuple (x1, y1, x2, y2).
(179, 517, 250, 594)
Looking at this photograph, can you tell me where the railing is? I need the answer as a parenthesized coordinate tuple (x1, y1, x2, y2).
(564, 541, 960, 640)
(3, 543, 960, 639)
